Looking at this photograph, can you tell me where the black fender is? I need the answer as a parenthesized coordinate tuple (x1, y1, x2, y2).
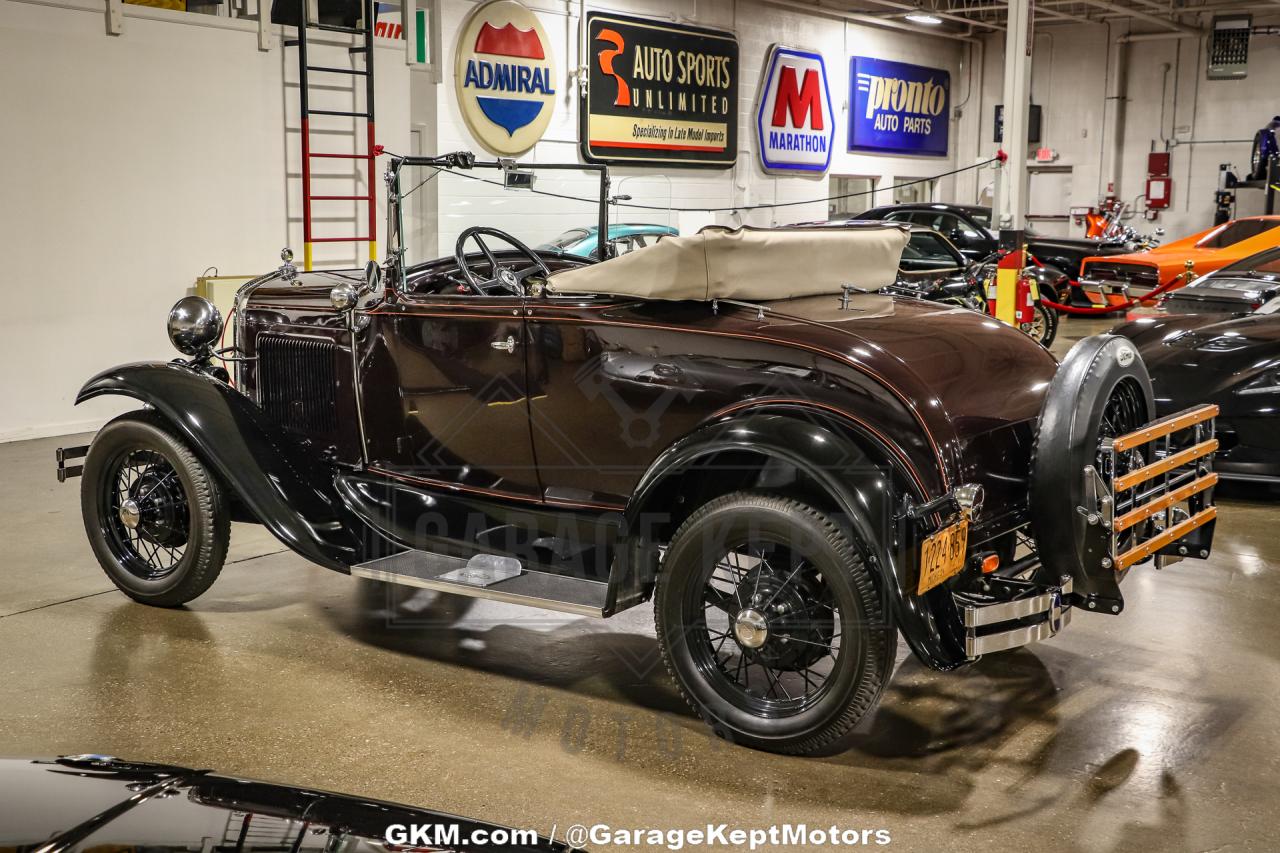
(77, 361, 384, 572)
(616, 410, 969, 671)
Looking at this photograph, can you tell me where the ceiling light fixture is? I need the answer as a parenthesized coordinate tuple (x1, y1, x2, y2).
(906, 12, 943, 24)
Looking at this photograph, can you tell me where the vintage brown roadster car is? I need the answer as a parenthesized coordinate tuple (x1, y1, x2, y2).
(59, 153, 1221, 756)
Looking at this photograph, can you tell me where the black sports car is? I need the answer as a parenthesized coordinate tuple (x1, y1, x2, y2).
(858, 202, 1134, 300)
(1114, 308, 1280, 483)
(0, 754, 567, 852)
(1163, 246, 1280, 315)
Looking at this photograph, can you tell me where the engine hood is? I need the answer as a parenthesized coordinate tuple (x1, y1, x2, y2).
(250, 268, 364, 297)
(1118, 313, 1280, 412)
(0, 756, 565, 852)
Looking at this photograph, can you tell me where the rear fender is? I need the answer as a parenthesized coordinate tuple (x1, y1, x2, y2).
(617, 411, 969, 670)
(77, 361, 385, 572)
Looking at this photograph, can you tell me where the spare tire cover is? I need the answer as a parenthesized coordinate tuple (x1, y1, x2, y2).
(1030, 335, 1154, 597)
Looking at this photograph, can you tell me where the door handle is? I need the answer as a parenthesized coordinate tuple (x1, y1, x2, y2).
(490, 335, 518, 354)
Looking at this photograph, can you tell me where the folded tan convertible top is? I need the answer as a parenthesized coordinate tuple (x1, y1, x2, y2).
(546, 224, 910, 302)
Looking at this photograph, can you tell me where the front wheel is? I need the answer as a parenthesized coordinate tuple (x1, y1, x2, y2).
(81, 414, 230, 607)
(654, 492, 895, 755)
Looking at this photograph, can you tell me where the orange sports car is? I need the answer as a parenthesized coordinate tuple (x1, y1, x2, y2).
(1079, 216, 1280, 306)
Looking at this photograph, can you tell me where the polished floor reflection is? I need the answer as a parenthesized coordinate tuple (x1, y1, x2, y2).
(1, 318, 1276, 852)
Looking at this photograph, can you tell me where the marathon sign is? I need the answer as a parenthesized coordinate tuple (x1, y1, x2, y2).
(755, 46, 834, 174)
(581, 12, 738, 168)
(849, 57, 949, 157)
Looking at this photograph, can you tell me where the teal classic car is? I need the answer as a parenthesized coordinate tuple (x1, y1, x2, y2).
(540, 223, 679, 259)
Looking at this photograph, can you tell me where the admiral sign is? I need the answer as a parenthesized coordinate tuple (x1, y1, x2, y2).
(755, 45, 834, 174)
(454, 0, 556, 156)
(582, 12, 738, 168)
(850, 57, 949, 157)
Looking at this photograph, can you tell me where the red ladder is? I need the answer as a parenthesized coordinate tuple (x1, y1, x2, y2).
(285, 0, 377, 270)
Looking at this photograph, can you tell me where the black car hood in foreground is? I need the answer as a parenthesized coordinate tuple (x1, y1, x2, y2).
(1113, 312, 1280, 405)
(0, 756, 566, 853)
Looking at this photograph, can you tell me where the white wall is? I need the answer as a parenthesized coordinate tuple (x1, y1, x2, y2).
(0, 0, 410, 441)
(0, 0, 982, 441)
(973, 15, 1280, 241)
(414, 0, 974, 260)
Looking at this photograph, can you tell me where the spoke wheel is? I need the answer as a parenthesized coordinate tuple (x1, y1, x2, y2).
(655, 492, 894, 755)
(102, 449, 191, 580)
(1019, 302, 1057, 347)
(1097, 377, 1152, 561)
(82, 414, 229, 607)
(697, 542, 842, 715)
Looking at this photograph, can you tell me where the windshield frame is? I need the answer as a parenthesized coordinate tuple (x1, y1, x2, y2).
(384, 153, 612, 288)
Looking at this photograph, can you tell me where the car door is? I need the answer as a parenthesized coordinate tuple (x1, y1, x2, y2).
(524, 297, 718, 509)
(357, 291, 541, 500)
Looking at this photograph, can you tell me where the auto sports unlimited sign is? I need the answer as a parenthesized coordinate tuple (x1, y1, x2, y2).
(849, 57, 949, 157)
(582, 12, 738, 167)
(454, 0, 557, 156)
(755, 45, 834, 174)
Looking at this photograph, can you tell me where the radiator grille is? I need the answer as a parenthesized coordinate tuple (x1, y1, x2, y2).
(256, 334, 339, 433)
(1165, 295, 1250, 315)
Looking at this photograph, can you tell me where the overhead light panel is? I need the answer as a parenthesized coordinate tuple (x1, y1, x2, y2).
(906, 12, 943, 24)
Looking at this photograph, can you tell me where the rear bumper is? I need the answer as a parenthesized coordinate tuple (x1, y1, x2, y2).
(956, 575, 1073, 657)
(948, 404, 1220, 659)
(1080, 277, 1159, 306)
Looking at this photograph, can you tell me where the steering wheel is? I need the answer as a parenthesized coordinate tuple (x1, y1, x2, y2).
(454, 226, 551, 296)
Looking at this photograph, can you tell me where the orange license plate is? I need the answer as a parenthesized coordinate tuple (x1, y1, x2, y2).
(918, 519, 969, 594)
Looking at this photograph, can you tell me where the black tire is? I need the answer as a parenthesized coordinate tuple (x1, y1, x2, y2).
(1250, 130, 1266, 181)
(81, 413, 230, 607)
(1021, 301, 1058, 348)
(654, 492, 895, 755)
(1030, 335, 1154, 586)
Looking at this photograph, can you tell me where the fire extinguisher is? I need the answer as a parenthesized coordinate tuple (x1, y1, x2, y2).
(988, 247, 1038, 326)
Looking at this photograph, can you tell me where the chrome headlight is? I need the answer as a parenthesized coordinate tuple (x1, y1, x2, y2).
(167, 296, 223, 355)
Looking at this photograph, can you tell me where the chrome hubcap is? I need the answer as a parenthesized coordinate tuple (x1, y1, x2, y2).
(733, 608, 769, 649)
(118, 499, 142, 530)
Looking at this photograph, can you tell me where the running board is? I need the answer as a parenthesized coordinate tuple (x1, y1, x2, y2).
(350, 550, 608, 618)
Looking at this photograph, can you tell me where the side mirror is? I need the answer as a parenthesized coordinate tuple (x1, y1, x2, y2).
(365, 260, 383, 294)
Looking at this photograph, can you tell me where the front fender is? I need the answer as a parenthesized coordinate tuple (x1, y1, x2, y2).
(77, 361, 384, 572)
(620, 411, 968, 671)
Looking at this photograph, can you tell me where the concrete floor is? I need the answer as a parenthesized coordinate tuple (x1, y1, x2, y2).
(3, 317, 1279, 852)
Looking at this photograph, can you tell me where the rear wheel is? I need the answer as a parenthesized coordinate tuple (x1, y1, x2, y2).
(654, 492, 894, 755)
(81, 414, 229, 607)
(1020, 301, 1058, 348)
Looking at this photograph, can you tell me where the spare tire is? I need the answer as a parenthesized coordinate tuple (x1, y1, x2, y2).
(1030, 335, 1155, 604)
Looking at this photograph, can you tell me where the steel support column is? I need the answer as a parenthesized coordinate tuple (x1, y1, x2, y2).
(995, 0, 1033, 250)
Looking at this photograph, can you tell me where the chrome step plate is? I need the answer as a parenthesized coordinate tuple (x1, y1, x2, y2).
(351, 550, 607, 618)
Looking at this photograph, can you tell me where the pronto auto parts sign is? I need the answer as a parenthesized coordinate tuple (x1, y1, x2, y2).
(454, 0, 556, 156)
(755, 45, 834, 174)
(849, 57, 949, 157)
(582, 12, 738, 168)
